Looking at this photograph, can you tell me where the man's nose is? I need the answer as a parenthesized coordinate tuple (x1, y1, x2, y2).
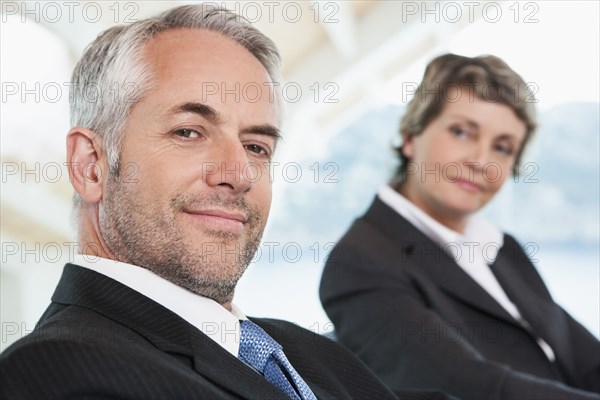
(203, 140, 255, 194)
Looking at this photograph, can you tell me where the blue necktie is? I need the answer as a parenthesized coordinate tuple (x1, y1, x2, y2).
(238, 320, 317, 400)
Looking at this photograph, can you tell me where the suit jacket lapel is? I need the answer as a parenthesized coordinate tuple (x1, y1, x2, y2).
(189, 333, 287, 399)
(51, 264, 288, 400)
(364, 198, 522, 328)
(489, 251, 560, 341)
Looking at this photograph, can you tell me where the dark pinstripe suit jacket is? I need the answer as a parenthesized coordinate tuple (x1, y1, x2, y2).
(0, 264, 452, 399)
(320, 197, 600, 400)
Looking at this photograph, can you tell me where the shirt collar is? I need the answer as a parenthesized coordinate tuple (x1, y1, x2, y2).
(73, 254, 246, 357)
(377, 184, 503, 259)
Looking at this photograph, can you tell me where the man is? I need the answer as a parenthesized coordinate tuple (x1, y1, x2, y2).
(0, 5, 451, 400)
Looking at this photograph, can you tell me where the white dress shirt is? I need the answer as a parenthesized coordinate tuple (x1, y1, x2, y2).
(73, 254, 246, 357)
(378, 184, 556, 361)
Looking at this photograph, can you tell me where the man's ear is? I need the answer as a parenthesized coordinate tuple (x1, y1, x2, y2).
(66, 127, 107, 204)
(401, 130, 415, 159)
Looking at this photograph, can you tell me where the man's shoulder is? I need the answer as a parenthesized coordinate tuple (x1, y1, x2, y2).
(1, 303, 155, 367)
(0, 304, 205, 399)
(253, 318, 456, 400)
(250, 317, 401, 399)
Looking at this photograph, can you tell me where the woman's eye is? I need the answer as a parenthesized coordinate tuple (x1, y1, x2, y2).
(174, 129, 200, 139)
(494, 143, 514, 156)
(450, 126, 468, 137)
(245, 144, 269, 156)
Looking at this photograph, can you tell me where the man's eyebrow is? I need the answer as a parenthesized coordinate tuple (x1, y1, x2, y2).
(241, 124, 282, 141)
(169, 102, 222, 122)
(169, 101, 281, 141)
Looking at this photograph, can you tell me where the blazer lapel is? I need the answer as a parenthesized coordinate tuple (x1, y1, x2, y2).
(364, 198, 522, 328)
(489, 251, 561, 341)
(51, 264, 288, 400)
(189, 332, 287, 399)
(51, 264, 192, 355)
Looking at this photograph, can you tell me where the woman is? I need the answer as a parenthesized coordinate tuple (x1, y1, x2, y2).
(319, 54, 600, 400)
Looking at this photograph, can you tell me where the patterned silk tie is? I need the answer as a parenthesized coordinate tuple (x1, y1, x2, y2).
(238, 320, 317, 400)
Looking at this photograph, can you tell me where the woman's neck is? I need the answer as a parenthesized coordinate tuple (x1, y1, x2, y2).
(395, 181, 468, 234)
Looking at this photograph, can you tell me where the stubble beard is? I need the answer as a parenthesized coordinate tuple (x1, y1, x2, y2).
(99, 175, 264, 305)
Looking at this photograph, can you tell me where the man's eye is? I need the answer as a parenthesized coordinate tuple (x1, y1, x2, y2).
(245, 144, 269, 156)
(174, 129, 200, 139)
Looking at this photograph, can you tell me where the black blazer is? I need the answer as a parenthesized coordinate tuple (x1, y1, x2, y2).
(320, 197, 600, 400)
(0, 263, 452, 400)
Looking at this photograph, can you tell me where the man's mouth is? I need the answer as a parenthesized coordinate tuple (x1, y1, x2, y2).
(182, 209, 248, 232)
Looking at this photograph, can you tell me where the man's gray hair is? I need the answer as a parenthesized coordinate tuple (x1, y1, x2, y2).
(70, 4, 282, 212)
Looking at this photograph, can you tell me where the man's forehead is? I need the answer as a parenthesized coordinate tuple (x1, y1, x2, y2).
(143, 28, 215, 52)
(142, 28, 266, 74)
(134, 28, 279, 128)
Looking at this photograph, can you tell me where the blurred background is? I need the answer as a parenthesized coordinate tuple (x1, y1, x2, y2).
(1, 0, 598, 350)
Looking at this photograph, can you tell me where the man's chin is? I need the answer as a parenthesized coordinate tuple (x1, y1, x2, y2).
(177, 271, 242, 304)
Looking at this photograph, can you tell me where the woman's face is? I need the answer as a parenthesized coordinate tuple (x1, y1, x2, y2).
(401, 94, 527, 231)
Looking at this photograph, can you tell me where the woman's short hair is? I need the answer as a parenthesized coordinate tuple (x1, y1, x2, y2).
(395, 53, 537, 181)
